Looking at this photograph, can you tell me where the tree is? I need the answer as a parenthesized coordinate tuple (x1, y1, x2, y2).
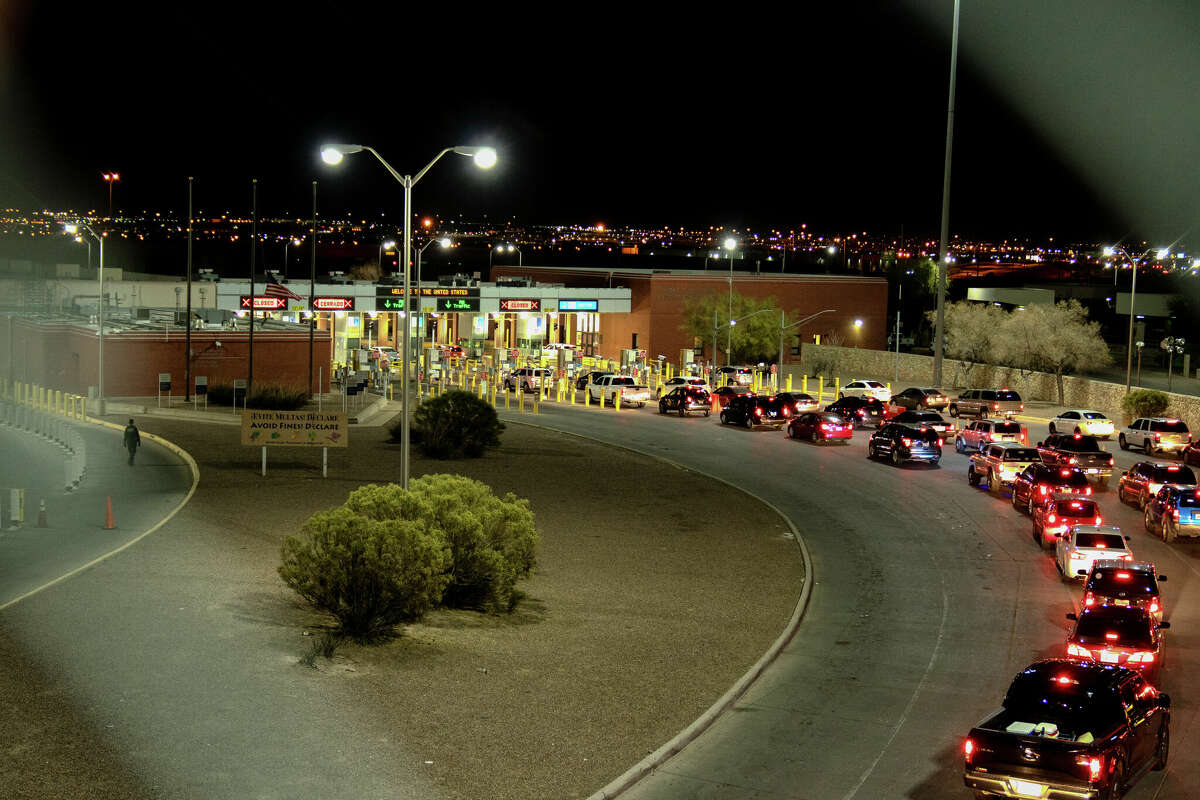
(927, 301, 1007, 384)
(679, 292, 788, 365)
(402, 389, 504, 458)
(995, 300, 1112, 404)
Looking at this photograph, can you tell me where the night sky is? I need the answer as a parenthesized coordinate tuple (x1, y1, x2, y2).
(2, 1, 1197, 246)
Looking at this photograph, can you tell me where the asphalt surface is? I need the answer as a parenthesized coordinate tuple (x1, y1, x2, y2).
(497, 397, 1200, 799)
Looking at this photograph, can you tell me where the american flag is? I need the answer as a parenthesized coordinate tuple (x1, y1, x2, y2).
(264, 282, 304, 302)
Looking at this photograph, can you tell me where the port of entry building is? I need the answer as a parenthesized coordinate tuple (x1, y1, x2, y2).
(490, 265, 888, 363)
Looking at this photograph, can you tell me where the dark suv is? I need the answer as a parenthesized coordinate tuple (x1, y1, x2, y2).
(1117, 461, 1196, 510)
(1082, 559, 1167, 622)
(719, 394, 790, 429)
(867, 423, 942, 467)
(658, 386, 711, 417)
(1011, 464, 1092, 515)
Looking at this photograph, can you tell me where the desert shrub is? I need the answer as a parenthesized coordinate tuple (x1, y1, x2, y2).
(402, 389, 504, 458)
(1122, 389, 1170, 420)
(247, 383, 309, 410)
(278, 505, 451, 640)
(344, 476, 538, 613)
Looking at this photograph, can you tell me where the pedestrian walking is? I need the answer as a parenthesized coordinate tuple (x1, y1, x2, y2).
(123, 418, 141, 465)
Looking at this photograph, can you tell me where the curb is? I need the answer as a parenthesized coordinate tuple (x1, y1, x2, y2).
(499, 417, 815, 800)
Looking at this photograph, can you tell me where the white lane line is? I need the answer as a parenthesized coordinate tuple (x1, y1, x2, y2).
(840, 575, 949, 800)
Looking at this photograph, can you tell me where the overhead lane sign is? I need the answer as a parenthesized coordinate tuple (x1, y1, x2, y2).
(311, 296, 355, 311)
(559, 299, 598, 311)
(500, 298, 541, 312)
(241, 296, 288, 310)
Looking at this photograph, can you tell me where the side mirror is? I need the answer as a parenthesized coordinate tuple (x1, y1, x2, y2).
(1066, 612, 1078, 620)
(1158, 575, 1167, 582)
(1159, 621, 1171, 629)
(1076, 569, 1088, 576)
(1160, 693, 1172, 709)
(1037, 441, 1044, 448)
(1125, 536, 1131, 541)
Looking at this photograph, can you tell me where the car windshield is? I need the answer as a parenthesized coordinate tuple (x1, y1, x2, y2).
(1074, 533, 1125, 549)
(899, 427, 939, 442)
(1150, 466, 1195, 484)
(1003, 448, 1039, 461)
(1074, 612, 1154, 647)
(996, 390, 1021, 401)
(1083, 412, 1108, 420)
(756, 397, 784, 411)
(993, 422, 1022, 434)
(1089, 569, 1157, 596)
(866, 381, 885, 388)
(1059, 437, 1101, 452)
(911, 412, 942, 421)
(1177, 494, 1200, 507)
(821, 414, 847, 425)
(1053, 500, 1097, 516)
(612, 377, 634, 385)
(1150, 420, 1188, 432)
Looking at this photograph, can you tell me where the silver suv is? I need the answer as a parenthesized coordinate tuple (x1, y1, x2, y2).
(948, 388, 1024, 419)
(504, 367, 551, 393)
(1120, 417, 1192, 455)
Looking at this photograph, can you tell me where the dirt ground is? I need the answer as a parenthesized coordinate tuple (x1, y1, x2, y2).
(1, 414, 805, 800)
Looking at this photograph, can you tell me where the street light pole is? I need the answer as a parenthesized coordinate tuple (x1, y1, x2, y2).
(724, 237, 736, 366)
(933, 0, 961, 389)
(378, 239, 396, 276)
(1108, 245, 1167, 396)
(321, 143, 496, 489)
(778, 309, 837, 378)
(415, 237, 452, 395)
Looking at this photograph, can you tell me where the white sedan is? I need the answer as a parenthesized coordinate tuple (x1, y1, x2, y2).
(657, 376, 711, 398)
(1055, 525, 1133, 581)
(839, 379, 891, 402)
(1049, 410, 1115, 438)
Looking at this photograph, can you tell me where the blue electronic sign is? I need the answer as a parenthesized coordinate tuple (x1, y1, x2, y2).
(558, 299, 598, 311)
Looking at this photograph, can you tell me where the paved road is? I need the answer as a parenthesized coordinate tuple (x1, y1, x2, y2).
(497, 398, 1200, 799)
(0, 422, 191, 608)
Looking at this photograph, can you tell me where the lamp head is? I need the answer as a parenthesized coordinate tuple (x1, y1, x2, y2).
(64, 223, 78, 235)
(320, 144, 364, 165)
(382, 240, 396, 249)
(453, 146, 497, 169)
(291, 238, 301, 246)
(438, 237, 452, 248)
(1103, 246, 1117, 257)
(723, 237, 736, 250)
(1156, 248, 1170, 260)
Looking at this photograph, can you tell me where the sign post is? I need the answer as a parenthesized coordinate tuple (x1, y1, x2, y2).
(158, 373, 172, 409)
(195, 376, 208, 411)
(233, 379, 247, 414)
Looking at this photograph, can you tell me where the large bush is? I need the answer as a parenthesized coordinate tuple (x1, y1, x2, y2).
(344, 476, 538, 613)
(278, 505, 451, 640)
(399, 389, 504, 458)
(1122, 389, 1171, 420)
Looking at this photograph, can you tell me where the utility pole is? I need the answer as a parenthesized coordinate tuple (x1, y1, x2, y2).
(248, 178, 257, 396)
(185, 177, 194, 402)
(932, 0, 961, 388)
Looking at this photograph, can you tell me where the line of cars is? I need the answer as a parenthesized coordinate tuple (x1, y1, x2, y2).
(955, 416, 1189, 796)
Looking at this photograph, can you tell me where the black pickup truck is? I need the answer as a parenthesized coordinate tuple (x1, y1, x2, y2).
(1037, 434, 1115, 486)
(964, 659, 1169, 800)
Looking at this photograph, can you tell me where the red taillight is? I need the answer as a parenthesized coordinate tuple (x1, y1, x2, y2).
(1095, 515, 1103, 525)
(1088, 756, 1103, 782)
(938, 438, 944, 447)
(993, 403, 1000, 410)
(902, 438, 913, 447)
(1068, 457, 1078, 465)
(1116, 572, 1130, 580)
(964, 738, 974, 763)
(795, 403, 802, 412)
(1173, 509, 1180, 521)
(1040, 485, 1049, 495)
(1067, 643, 1092, 658)
(1105, 632, 1119, 640)
(1128, 651, 1156, 663)
(1048, 514, 1058, 524)
(1085, 486, 1093, 496)
(1108, 456, 1114, 465)
(1155, 433, 1162, 440)
(1085, 592, 1095, 606)
(1150, 599, 1160, 613)
(820, 423, 831, 430)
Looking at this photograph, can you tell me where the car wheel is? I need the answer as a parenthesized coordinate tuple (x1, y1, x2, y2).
(811, 430, 820, 444)
(1145, 438, 1154, 456)
(678, 406, 686, 417)
(968, 467, 980, 486)
(703, 410, 710, 418)
(988, 469, 1001, 495)
(948, 405, 958, 418)
(1074, 428, 1083, 435)
(1032, 520, 1042, 546)
(838, 392, 845, 399)
(1027, 495, 1036, 516)
(1048, 422, 1057, 434)
(867, 442, 876, 459)
(1104, 759, 1125, 800)
(1118, 433, 1127, 450)
(1055, 559, 1071, 582)
(744, 416, 754, 429)
(1144, 506, 1154, 533)
(1096, 475, 1108, 489)
(786, 424, 796, 439)
(891, 447, 902, 467)
(720, 411, 729, 425)
(1164, 517, 1176, 543)
(1139, 491, 1150, 511)
(955, 438, 965, 454)
(1153, 722, 1170, 771)
(1012, 489, 1023, 511)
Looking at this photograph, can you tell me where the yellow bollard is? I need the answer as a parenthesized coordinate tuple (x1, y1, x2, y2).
(818, 376, 824, 403)
(585, 387, 591, 407)
(505, 386, 511, 410)
(55, 390, 62, 414)
(615, 390, 622, 412)
(599, 389, 605, 409)
(570, 383, 576, 405)
(835, 377, 840, 399)
(786, 373, 793, 391)
(519, 389, 525, 413)
(802, 374, 808, 393)
(81, 397, 87, 419)
(886, 381, 891, 397)
(533, 393, 539, 415)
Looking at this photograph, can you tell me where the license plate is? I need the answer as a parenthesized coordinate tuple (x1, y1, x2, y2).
(1114, 599, 1129, 606)
(1100, 652, 1119, 663)
(1087, 468, 1099, 474)
(1009, 779, 1046, 797)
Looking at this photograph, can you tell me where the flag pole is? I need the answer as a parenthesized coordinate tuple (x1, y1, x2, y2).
(248, 178, 257, 396)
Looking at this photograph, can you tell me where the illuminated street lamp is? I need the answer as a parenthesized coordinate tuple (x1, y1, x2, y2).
(102, 172, 120, 216)
(320, 142, 496, 489)
(1105, 244, 1169, 395)
(488, 242, 521, 269)
(378, 239, 397, 275)
(64, 221, 106, 414)
(415, 236, 453, 393)
(780, 309, 837, 374)
(725, 237, 737, 366)
(283, 236, 301, 281)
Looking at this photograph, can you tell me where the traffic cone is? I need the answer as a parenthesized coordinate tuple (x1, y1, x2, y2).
(104, 496, 115, 530)
(36, 499, 47, 528)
